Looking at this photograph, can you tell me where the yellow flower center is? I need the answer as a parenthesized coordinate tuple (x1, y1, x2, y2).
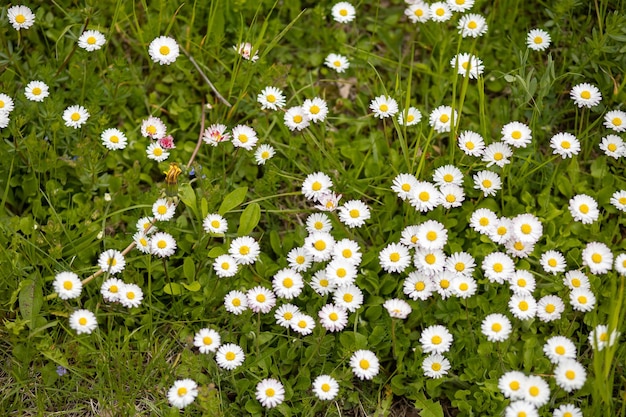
(147, 125, 157, 135)
(261, 151, 270, 158)
(320, 279, 329, 287)
(153, 148, 163, 156)
(329, 312, 338, 321)
(390, 252, 400, 262)
(139, 237, 147, 246)
(455, 262, 465, 272)
(401, 183, 411, 192)
(577, 296, 587, 304)
(107, 257, 117, 266)
(520, 224, 531, 234)
(415, 282, 425, 291)
(513, 241, 525, 250)
(426, 231, 437, 241)
(411, 235, 418, 244)
(225, 351, 236, 361)
(519, 301, 529, 311)
(491, 323, 502, 332)
(239, 134, 248, 143)
(71, 112, 81, 121)
(493, 152, 503, 161)
(110, 285, 119, 293)
(157, 205, 167, 215)
(127, 291, 135, 300)
(157, 240, 166, 249)
(221, 262, 229, 270)
(211, 220, 220, 228)
(545, 304, 555, 313)
(87, 36, 96, 45)
(562, 141, 571, 149)
(16, 15, 26, 24)
(79, 317, 87, 326)
(439, 114, 449, 123)
(579, 204, 589, 214)
(310, 105, 320, 114)
(466, 141, 475, 150)
(342, 249, 352, 258)
(461, 62, 469, 70)
(431, 362, 442, 371)
(359, 359, 370, 369)
(608, 143, 617, 152)
(432, 335, 442, 344)
(336, 268, 346, 278)
(571, 278, 581, 288)
(312, 181, 322, 191)
(533, 36, 543, 44)
(267, 94, 276, 103)
(599, 332, 608, 341)
(479, 217, 489, 226)
(436, 8, 445, 16)
(321, 383, 331, 392)
(256, 294, 265, 303)
(232, 298, 241, 307)
(591, 253, 602, 263)
(314, 240, 326, 251)
(334, 60, 341, 67)
(468, 21, 477, 29)
(565, 370, 575, 380)
(177, 387, 187, 396)
(63, 281, 73, 290)
(620, 197, 626, 205)
(425, 254, 436, 264)
(159, 45, 170, 55)
(407, 114, 415, 122)
(440, 279, 450, 289)
(343, 293, 353, 302)
(482, 179, 492, 188)
(380, 104, 388, 112)
(529, 386, 539, 397)
(517, 279, 526, 287)
(493, 263, 503, 273)
(555, 345, 565, 355)
(298, 320, 307, 328)
(419, 191, 430, 201)
(265, 388, 275, 397)
(518, 412, 527, 417)
(33, 87, 42, 95)
(295, 255, 305, 264)
(580, 90, 591, 99)
(110, 135, 120, 143)
(509, 381, 520, 390)
(293, 115, 303, 123)
(443, 173, 453, 183)
(349, 209, 360, 218)
(339, 9, 348, 16)
(239, 246, 250, 255)
(446, 194, 456, 203)
(414, 9, 423, 17)
(284, 312, 293, 320)
(283, 278, 293, 288)
(612, 117, 622, 126)
(548, 259, 557, 267)
(459, 283, 469, 291)
(511, 131, 522, 140)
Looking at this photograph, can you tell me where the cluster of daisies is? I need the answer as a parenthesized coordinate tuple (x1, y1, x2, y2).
(256, 85, 330, 133)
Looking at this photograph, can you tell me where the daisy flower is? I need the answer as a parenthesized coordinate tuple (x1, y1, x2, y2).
(63, 105, 89, 129)
(306, 212, 332, 233)
(523, 375, 550, 407)
(303, 97, 328, 123)
(53, 271, 82, 300)
(457, 13, 487, 38)
(325, 53, 350, 73)
(482, 251, 515, 284)
(408, 181, 441, 212)
(458, 130, 485, 156)
(429, 2, 452, 22)
(403, 271, 435, 301)
(141, 116, 167, 139)
(391, 173, 419, 200)
(100, 128, 128, 150)
(212, 254, 238, 278)
(304, 231, 335, 262)
(167, 379, 198, 409)
(146, 142, 169, 162)
(379, 243, 412, 273)
(312, 375, 339, 401)
(370, 95, 398, 119)
(550, 132, 580, 158)
(509, 269, 536, 295)
(611, 190, 626, 212)
(582, 241, 613, 274)
(570, 82, 602, 108)
(569, 288, 596, 312)
(603, 109, 626, 132)
(291, 312, 316, 335)
(275, 303, 300, 328)
(149, 36, 180, 65)
(433, 165, 463, 187)
(7, 5, 35, 30)
(588, 324, 620, 351)
(536, 295, 565, 322)
(405, 2, 430, 23)
(509, 293, 537, 320)
(450, 53, 484, 79)
(415, 248, 446, 276)
(315, 192, 342, 211)
(224, 290, 248, 315)
(526, 28, 551, 51)
(543, 335, 577, 364)
(118, 283, 143, 308)
(256, 378, 284, 409)
(257, 86, 285, 111)
(318, 303, 349, 332)
(215, 343, 245, 370)
(150, 232, 177, 257)
(481, 313, 512, 342)
(501, 121, 532, 148)
(254, 144, 275, 165)
(599, 134, 625, 158)
(505, 401, 539, 417)
(615, 253, 626, 275)
(447, 0, 474, 12)
(284, 106, 310, 131)
(540, 250, 567, 274)
(420, 325, 453, 354)
(0, 94, 13, 114)
(482, 142, 513, 167)
(429, 105, 456, 133)
(383, 298, 412, 319)
(450, 275, 477, 299)
(229, 236, 260, 265)
(433, 271, 455, 299)
(78, 30, 106, 51)
(333, 284, 363, 312)
(234, 42, 259, 61)
(489, 217, 514, 244)
(569, 194, 600, 224)
(439, 184, 465, 209)
(400, 225, 421, 248)
(152, 198, 176, 221)
(511, 213, 543, 243)
(231, 124, 258, 150)
(498, 371, 527, 399)
(331, 2, 356, 23)
(98, 249, 125, 274)
(272, 268, 304, 299)
(287, 247, 312, 272)
(203, 213, 228, 234)
(554, 359, 587, 392)
(158, 135, 175, 150)
(302, 171, 333, 201)
(310, 270, 337, 296)
(136, 217, 156, 235)
(417, 220, 448, 250)
(398, 107, 422, 126)
(101, 277, 124, 302)
(350, 350, 379, 380)
(553, 404, 583, 417)
(422, 354, 451, 379)
(332, 238, 362, 265)
(202, 123, 229, 146)
(69, 309, 98, 334)
(563, 270, 590, 290)
(473, 170, 502, 197)
(445, 251, 476, 277)
(326, 258, 357, 287)
(247, 286, 276, 314)
(338, 200, 370, 228)
(469, 207, 498, 235)
(24, 81, 49, 102)
(194, 328, 221, 354)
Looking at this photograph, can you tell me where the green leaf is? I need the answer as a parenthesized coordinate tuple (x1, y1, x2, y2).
(208, 246, 226, 258)
(237, 203, 261, 236)
(414, 392, 444, 417)
(163, 283, 183, 295)
(218, 187, 248, 215)
(182, 281, 201, 292)
(178, 183, 198, 219)
(183, 257, 195, 281)
(19, 279, 43, 330)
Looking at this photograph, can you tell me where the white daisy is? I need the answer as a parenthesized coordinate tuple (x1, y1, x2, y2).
(338, 199, 370, 228)
(349, 350, 379, 380)
(429, 105, 456, 133)
(324, 53, 350, 73)
(212, 254, 238, 278)
(445, 251, 476, 277)
(231, 124, 258, 150)
(511, 213, 543, 244)
(272, 268, 304, 299)
(457, 13, 487, 38)
(202, 123, 229, 146)
(570, 82, 602, 108)
(405, 2, 430, 23)
(234, 42, 259, 61)
(482, 142, 513, 168)
(318, 303, 348, 332)
(509, 293, 537, 320)
(408, 181, 441, 212)
(152, 198, 176, 221)
(291, 312, 316, 335)
(286, 247, 312, 272)
(150, 232, 177, 257)
(167, 379, 198, 409)
(254, 144, 275, 165)
(63, 105, 89, 129)
(100, 128, 128, 150)
(53, 271, 82, 300)
(469, 207, 498, 235)
(306, 212, 332, 233)
(69, 309, 98, 335)
(414, 248, 446, 277)
(398, 107, 422, 126)
(416, 220, 448, 250)
(256, 378, 284, 409)
(526, 28, 551, 51)
(101, 277, 124, 302)
(379, 243, 412, 273)
(603, 109, 626, 132)
(118, 283, 143, 308)
(333, 284, 363, 312)
(429, 2, 452, 22)
(310, 270, 337, 296)
(24, 80, 49, 102)
(563, 270, 591, 290)
(498, 371, 527, 399)
(383, 298, 412, 319)
(229, 236, 260, 265)
(370, 95, 399, 119)
(246, 286, 276, 314)
(312, 375, 339, 401)
(257, 86, 286, 111)
(553, 404, 583, 417)
(588, 324, 620, 351)
(610, 190, 626, 212)
(505, 238, 536, 258)
(569, 194, 600, 224)
(7, 5, 35, 30)
(569, 287, 596, 312)
(481, 313, 512, 342)
(314, 192, 342, 211)
(326, 258, 357, 287)
(582, 241, 613, 274)
(540, 250, 567, 274)
(554, 359, 587, 392)
(522, 375, 550, 407)
(146, 142, 169, 162)
(98, 249, 125, 275)
(403, 271, 435, 301)
(224, 290, 248, 315)
(473, 170, 502, 197)
(78, 30, 106, 51)
(133, 232, 151, 254)
(536, 295, 565, 322)
(509, 269, 536, 295)
(193, 328, 221, 354)
(141, 116, 167, 139)
(391, 173, 419, 200)
(303, 97, 328, 123)
(215, 343, 245, 370)
(331, 2, 356, 23)
(148, 36, 180, 65)
(274, 303, 300, 328)
(505, 400, 539, 417)
(482, 251, 515, 284)
(284, 106, 310, 131)
(203, 213, 228, 234)
(550, 132, 580, 158)
(447, 0, 474, 12)
(488, 217, 514, 244)
(458, 130, 485, 156)
(450, 275, 477, 299)
(615, 253, 626, 275)
(599, 134, 625, 159)
(332, 238, 362, 265)
(420, 325, 453, 354)
(302, 171, 333, 201)
(433, 271, 456, 299)
(450, 53, 484, 79)
(501, 121, 532, 148)
(422, 354, 450, 379)
(543, 335, 577, 364)
(433, 165, 464, 187)
(304, 231, 335, 262)
(400, 225, 421, 248)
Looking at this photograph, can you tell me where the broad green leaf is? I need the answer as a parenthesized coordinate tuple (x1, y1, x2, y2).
(414, 392, 444, 417)
(178, 183, 198, 219)
(163, 283, 183, 295)
(208, 246, 226, 258)
(19, 279, 43, 330)
(183, 257, 195, 281)
(237, 203, 261, 236)
(182, 281, 201, 292)
(218, 187, 248, 215)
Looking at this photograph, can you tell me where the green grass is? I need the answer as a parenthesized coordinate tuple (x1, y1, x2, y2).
(1, 0, 626, 416)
